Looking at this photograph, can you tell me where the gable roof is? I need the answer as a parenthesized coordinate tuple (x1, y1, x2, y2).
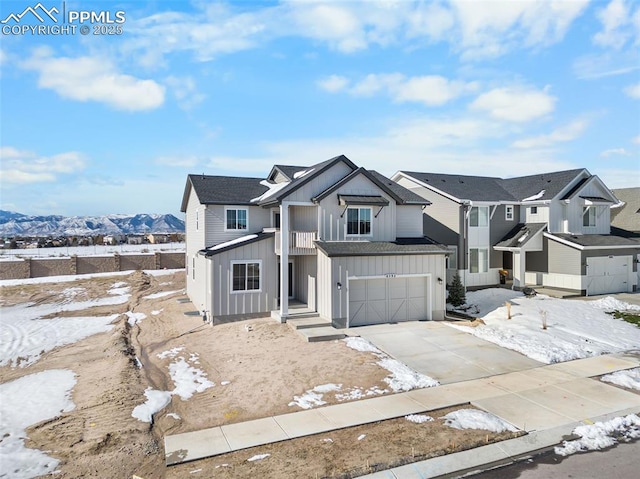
(267, 165, 307, 182)
(256, 154, 358, 206)
(312, 168, 430, 205)
(180, 174, 268, 212)
(494, 223, 547, 249)
(398, 168, 587, 203)
(611, 187, 640, 232)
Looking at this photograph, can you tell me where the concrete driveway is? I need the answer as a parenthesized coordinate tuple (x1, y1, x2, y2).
(353, 321, 542, 384)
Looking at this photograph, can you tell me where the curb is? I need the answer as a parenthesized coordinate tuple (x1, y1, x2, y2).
(361, 407, 640, 479)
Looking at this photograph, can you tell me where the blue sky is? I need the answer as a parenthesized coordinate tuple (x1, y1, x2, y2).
(1, 0, 638, 217)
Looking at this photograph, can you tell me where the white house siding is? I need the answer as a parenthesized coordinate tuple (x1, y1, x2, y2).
(397, 205, 424, 237)
(290, 205, 317, 231)
(209, 236, 277, 318)
(522, 205, 549, 224)
(284, 161, 353, 203)
(317, 252, 446, 326)
(318, 175, 397, 241)
(204, 204, 271, 245)
(273, 171, 290, 183)
(564, 181, 612, 235)
(185, 187, 206, 309)
(294, 255, 317, 306)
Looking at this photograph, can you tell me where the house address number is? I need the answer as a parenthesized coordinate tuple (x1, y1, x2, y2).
(385, 273, 397, 278)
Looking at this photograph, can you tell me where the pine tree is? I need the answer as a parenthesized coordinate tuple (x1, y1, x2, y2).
(447, 273, 466, 307)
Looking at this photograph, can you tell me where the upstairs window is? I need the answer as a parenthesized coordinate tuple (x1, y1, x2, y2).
(346, 207, 372, 236)
(583, 206, 596, 227)
(469, 206, 489, 227)
(530, 206, 538, 215)
(505, 205, 514, 221)
(225, 208, 248, 231)
(232, 261, 261, 292)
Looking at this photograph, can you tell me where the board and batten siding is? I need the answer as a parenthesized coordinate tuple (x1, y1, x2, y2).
(522, 205, 549, 224)
(209, 236, 277, 317)
(294, 255, 317, 305)
(204, 204, 271, 246)
(317, 252, 446, 324)
(290, 205, 317, 231)
(284, 161, 353, 203)
(489, 204, 519, 268)
(397, 205, 423, 237)
(581, 248, 639, 275)
(185, 187, 206, 310)
(318, 174, 397, 241)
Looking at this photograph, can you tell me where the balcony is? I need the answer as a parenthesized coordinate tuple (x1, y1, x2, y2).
(275, 231, 317, 255)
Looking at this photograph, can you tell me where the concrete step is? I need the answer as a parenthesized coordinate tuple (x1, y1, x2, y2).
(287, 316, 331, 330)
(297, 326, 346, 343)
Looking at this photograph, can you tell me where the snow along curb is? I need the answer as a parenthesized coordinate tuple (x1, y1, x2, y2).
(361, 407, 640, 479)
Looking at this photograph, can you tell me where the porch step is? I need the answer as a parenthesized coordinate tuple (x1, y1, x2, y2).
(287, 316, 331, 330)
(297, 326, 346, 343)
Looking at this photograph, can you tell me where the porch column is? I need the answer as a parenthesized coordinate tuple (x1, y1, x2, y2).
(512, 251, 526, 289)
(279, 202, 289, 319)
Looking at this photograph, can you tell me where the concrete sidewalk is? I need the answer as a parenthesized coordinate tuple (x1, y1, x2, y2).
(164, 353, 640, 467)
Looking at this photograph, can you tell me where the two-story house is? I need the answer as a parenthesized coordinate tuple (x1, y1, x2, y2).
(180, 155, 448, 327)
(392, 169, 639, 296)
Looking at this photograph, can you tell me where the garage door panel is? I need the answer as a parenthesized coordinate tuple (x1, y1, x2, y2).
(586, 256, 631, 296)
(349, 276, 430, 327)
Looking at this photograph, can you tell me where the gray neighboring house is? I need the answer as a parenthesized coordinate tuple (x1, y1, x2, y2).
(611, 187, 640, 234)
(392, 169, 640, 296)
(180, 155, 448, 327)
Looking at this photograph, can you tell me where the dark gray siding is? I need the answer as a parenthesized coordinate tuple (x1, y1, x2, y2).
(423, 214, 458, 245)
(526, 249, 548, 272)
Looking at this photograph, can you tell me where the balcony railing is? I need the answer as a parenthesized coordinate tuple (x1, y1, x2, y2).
(275, 231, 317, 255)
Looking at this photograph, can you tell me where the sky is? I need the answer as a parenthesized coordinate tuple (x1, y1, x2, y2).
(0, 0, 639, 218)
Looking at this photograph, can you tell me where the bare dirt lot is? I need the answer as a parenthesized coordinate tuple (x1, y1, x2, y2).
(0, 271, 521, 478)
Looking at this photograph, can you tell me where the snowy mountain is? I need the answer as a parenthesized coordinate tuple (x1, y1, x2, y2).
(0, 211, 185, 237)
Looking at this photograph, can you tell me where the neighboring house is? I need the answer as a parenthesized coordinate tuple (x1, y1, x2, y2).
(611, 187, 640, 234)
(180, 155, 448, 327)
(392, 169, 640, 296)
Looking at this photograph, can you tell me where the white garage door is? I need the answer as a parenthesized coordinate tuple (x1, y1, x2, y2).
(348, 276, 429, 327)
(586, 256, 631, 296)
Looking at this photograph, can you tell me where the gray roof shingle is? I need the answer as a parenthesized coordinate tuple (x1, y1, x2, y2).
(495, 223, 547, 249)
(315, 238, 449, 257)
(400, 169, 587, 202)
(548, 232, 640, 248)
(181, 174, 268, 211)
(611, 187, 640, 233)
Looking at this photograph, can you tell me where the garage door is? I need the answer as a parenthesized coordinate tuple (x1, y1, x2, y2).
(586, 256, 631, 296)
(348, 276, 429, 327)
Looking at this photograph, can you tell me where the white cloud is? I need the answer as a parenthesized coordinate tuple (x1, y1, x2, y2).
(21, 47, 165, 111)
(600, 148, 631, 157)
(573, 51, 640, 79)
(624, 82, 640, 99)
(593, 0, 635, 49)
(633, 135, 640, 144)
(450, 0, 589, 59)
(164, 76, 205, 109)
(317, 75, 350, 93)
(0, 147, 87, 184)
(323, 73, 478, 106)
(512, 119, 589, 148)
(470, 86, 556, 122)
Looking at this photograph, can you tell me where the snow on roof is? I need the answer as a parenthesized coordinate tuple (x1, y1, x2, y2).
(250, 180, 291, 203)
(208, 234, 258, 251)
(522, 189, 545, 202)
(293, 168, 314, 180)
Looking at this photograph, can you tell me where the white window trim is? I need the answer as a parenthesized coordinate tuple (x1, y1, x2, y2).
(530, 206, 538, 215)
(224, 206, 249, 232)
(469, 206, 489, 227)
(230, 260, 262, 294)
(447, 245, 458, 270)
(469, 248, 489, 274)
(345, 206, 373, 237)
(505, 205, 514, 221)
(583, 206, 596, 228)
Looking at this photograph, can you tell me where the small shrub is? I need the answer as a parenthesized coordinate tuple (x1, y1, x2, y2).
(447, 273, 466, 307)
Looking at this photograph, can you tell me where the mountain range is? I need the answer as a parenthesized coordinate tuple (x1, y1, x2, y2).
(0, 210, 185, 237)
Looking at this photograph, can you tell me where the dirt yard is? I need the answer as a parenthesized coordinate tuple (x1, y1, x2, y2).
(0, 271, 521, 479)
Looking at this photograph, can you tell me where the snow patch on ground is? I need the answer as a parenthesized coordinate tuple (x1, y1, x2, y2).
(108, 282, 130, 296)
(247, 453, 270, 462)
(448, 288, 523, 317)
(554, 414, 640, 456)
(151, 309, 163, 315)
(133, 348, 214, 422)
(0, 369, 76, 478)
(131, 388, 172, 423)
(447, 289, 640, 364)
(0, 268, 183, 287)
(588, 296, 640, 312)
(405, 414, 434, 424)
(357, 434, 366, 441)
(0, 299, 119, 367)
(288, 383, 342, 409)
(125, 311, 147, 326)
(143, 289, 184, 299)
(442, 409, 518, 433)
(601, 368, 640, 391)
